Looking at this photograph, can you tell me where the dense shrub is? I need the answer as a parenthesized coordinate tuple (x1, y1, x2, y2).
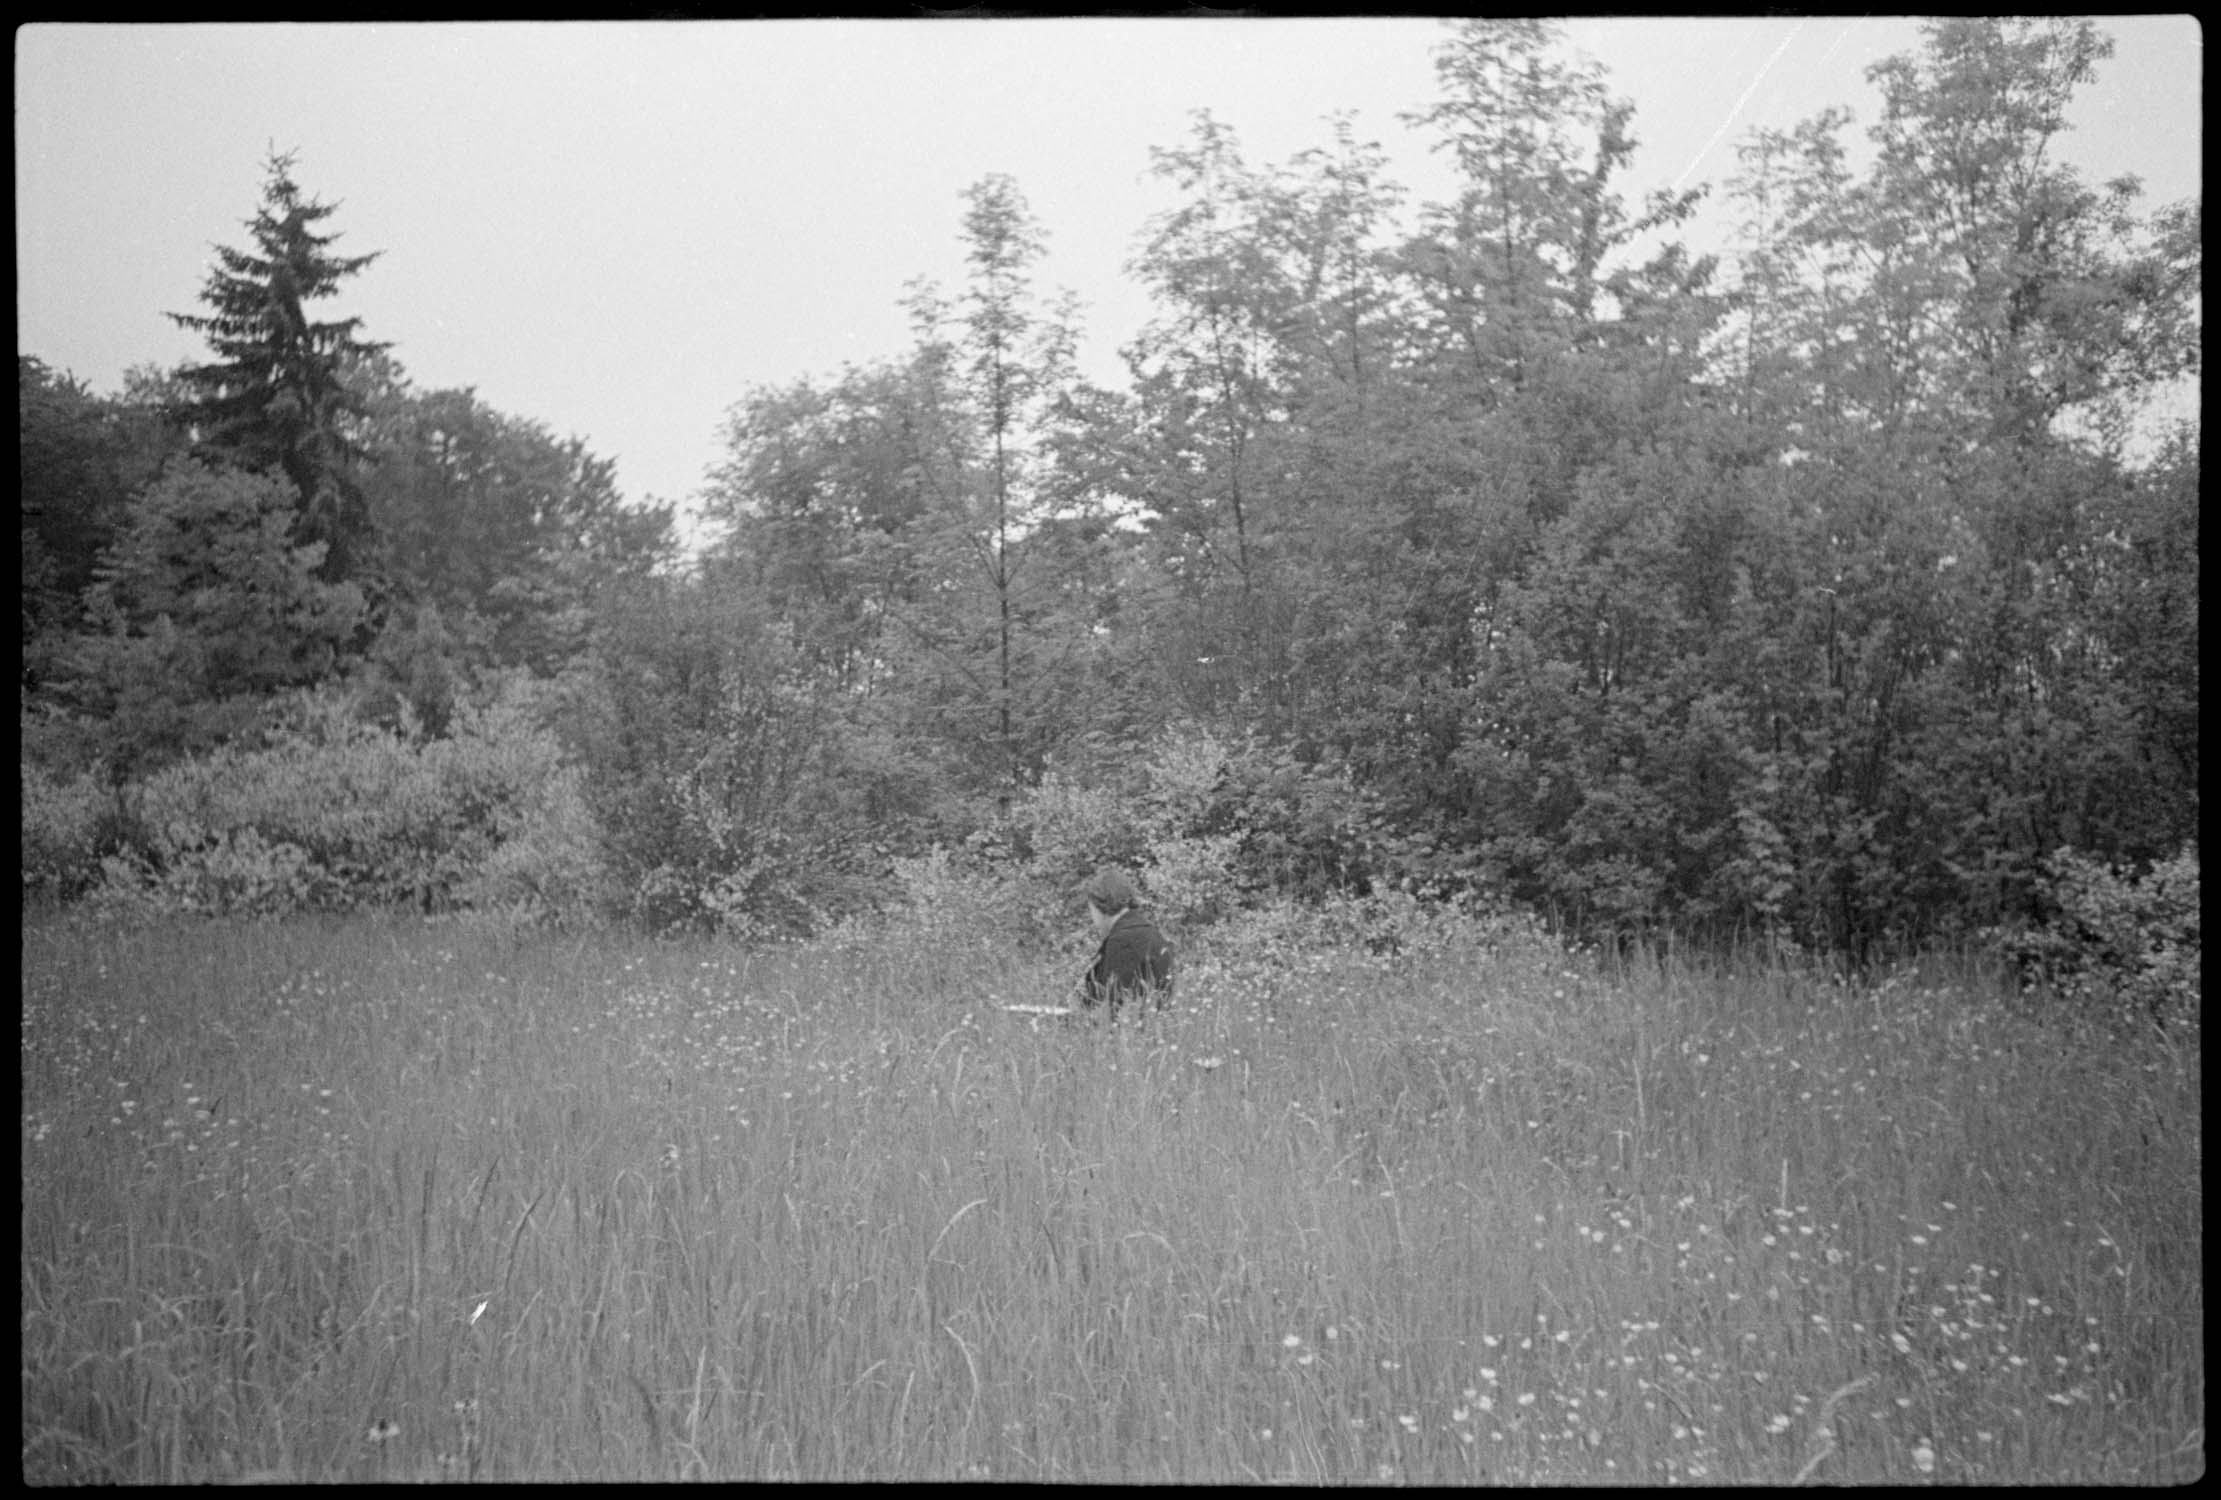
(892, 843, 1054, 949)
(54, 679, 607, 921)
(1014, 724, 1419, 934)
(2001, 844, 2201, 1031)
(1194, 733, 1391, 900)
(1012, 728, 1216, 934)
(21, 759, 114, 902)
(1020, 770, 1154, 890)
(95, 824, 321, 919)
(557, 573, 891, 940)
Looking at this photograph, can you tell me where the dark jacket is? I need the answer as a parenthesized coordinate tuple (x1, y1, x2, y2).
(1082, 909, 1175, 1012)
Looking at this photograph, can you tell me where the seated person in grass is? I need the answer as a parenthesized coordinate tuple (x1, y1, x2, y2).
(1076, 868, 1175, 1015)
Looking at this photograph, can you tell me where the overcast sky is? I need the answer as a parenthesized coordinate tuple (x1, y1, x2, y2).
(17, 18, 2204, 528)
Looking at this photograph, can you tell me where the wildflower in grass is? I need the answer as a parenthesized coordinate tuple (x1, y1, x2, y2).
(1767, 1413, 1793, 1435)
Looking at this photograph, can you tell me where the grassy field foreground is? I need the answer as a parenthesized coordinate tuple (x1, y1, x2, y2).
(19, 903, 2203, 1482)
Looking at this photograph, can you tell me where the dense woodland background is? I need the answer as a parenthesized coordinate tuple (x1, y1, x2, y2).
(20, 19, 2201, 978)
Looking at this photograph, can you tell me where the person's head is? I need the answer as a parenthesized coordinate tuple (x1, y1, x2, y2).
(1081, 868, 1138, 935)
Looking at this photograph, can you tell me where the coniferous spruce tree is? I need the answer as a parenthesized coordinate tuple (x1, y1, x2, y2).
(168, 148, 387, 583)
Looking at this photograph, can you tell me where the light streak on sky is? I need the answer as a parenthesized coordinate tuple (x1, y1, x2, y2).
(1673, 18, 1806, 192)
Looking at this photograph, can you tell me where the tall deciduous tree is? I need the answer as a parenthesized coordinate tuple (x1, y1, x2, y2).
(351, 355, 674, 678)
(1398, 20, 1704, 518)
(1404, 20, 1697, 395)
(168, 149, 387, 582)
(1126, 113, 1277, 612)
(702, 359, 941, 697)
(1681, 16, 2205, 952)
(1119, 112, 1411, 736)
(1865, 18, 2155, 450)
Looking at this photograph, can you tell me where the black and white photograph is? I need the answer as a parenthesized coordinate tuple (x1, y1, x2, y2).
(20, 17, 2201, 1483)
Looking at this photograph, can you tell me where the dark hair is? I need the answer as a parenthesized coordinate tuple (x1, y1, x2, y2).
(1081, 868, 1138, 911)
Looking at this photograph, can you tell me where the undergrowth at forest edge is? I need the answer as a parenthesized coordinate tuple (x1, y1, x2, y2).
(20, 905, 2202, 1483)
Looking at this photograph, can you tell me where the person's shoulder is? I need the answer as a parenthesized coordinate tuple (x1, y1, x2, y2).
(1117, 910, 1172, 956)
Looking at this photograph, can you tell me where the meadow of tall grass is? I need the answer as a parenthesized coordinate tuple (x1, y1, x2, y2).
(20, 898, 2202, 1483)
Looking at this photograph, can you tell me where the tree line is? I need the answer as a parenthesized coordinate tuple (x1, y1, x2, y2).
(22, 19, 2200, 963)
